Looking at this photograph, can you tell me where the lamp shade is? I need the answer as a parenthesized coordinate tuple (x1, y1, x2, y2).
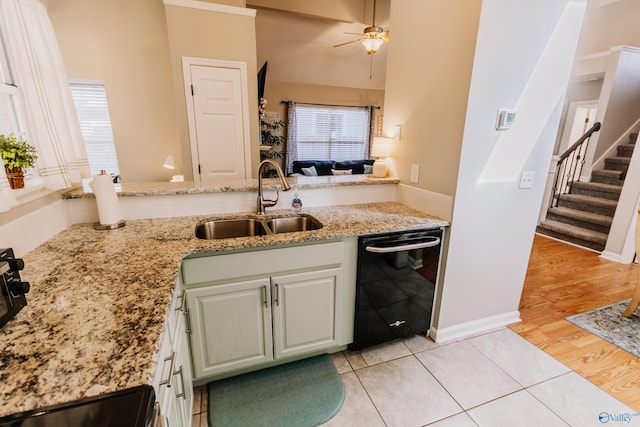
(361, 37, 384, 54)
(371, 137, 393, 158)
(163, 155, 175, 170)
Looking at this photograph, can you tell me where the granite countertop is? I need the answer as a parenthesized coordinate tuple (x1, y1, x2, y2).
(62, 175, 399, 199)
(0, 202, 447, 417)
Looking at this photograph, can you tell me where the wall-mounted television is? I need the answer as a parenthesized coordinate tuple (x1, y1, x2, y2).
(257, 61, 268, 101)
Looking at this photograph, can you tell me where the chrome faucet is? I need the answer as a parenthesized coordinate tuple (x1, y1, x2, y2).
(257, 159, 291, 214)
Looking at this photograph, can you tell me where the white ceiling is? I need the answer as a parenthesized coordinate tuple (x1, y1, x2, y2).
(253, 7, 388, 91)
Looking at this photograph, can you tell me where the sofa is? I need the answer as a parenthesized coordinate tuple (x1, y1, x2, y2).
(290, 159, 375, 176)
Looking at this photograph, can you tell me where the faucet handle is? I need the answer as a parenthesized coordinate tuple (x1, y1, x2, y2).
(262, 189, 279, 207)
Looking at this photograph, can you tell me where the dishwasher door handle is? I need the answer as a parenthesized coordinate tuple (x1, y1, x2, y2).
(365, 237, 440, 254)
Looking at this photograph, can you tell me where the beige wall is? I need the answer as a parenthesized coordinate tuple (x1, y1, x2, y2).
(382, 0, 481, 197)
(577, 0, 640, 56)
(263, 80, 384, 131)
(164, 3, 259, 180)
(47, 0, 181, 183)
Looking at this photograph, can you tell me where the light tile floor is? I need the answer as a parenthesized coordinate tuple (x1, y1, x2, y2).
(193, 328, 640, 427)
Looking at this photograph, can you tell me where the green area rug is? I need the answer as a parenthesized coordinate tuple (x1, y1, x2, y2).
(566, 300, 640, 358)
(208, 354, 345, 427)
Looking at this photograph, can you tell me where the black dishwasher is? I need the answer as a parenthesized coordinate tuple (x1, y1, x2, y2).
(350, 228, 442, 350)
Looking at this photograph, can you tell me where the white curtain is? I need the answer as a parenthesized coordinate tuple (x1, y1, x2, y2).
(0, 0, 88, 211)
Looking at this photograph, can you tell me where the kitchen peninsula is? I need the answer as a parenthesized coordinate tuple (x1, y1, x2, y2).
(0, 189, 448, 417)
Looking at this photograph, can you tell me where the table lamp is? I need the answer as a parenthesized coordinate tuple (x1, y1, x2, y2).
(163, 155, 184, 182)
(371, 137, 393, 178)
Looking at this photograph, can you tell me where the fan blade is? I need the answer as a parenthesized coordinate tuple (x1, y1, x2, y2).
(343, 32, 363, 36)
(333, 39, 362, 48)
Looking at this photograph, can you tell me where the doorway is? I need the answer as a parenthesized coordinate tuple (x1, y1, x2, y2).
(559, 100, 598, 153)
(182, 58, 252, 186)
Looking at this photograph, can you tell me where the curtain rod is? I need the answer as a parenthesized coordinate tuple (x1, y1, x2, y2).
(281, 100, 380, 109)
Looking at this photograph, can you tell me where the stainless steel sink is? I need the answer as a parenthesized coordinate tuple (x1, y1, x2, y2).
(195, 214, 322, 239)
(195, 218, 268, 239)
(266, 215, 323, 234)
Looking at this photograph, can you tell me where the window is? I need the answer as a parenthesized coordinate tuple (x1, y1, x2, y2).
(69, 81, 120, 178)
(0, 34, 39, 191)
(292, 104, 372, 161)
(0, 82, 19, 138)
(0, 0, 90, 212)
(0, 38, 19, 136)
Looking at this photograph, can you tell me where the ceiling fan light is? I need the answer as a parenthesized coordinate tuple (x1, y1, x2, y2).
(361, 37, 384, 54)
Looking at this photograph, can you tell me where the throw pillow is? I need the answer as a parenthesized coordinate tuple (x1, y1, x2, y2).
(301, 166, 318, 176)
(331, 169, 352, 176)
(363, 165, 373, 174)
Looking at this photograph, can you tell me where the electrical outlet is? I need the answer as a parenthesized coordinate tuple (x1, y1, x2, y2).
(410, 164, 420, 183)
(520, 171, 535, 189)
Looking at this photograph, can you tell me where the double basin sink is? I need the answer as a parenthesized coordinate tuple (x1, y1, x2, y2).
(195, 214, 323, 240)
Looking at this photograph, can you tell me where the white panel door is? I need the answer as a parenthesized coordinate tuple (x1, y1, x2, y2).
(186, 278, 273, 378)
(189, 63, 249, 184)
(271, 268, 342, 359)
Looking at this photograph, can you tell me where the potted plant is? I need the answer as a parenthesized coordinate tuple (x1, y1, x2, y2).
(0, 134, 38, 189)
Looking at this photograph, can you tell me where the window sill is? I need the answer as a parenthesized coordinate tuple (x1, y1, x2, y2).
(11, 183, 58, 205)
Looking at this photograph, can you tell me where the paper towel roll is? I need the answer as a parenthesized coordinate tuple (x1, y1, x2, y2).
(89, 173, 124, 226)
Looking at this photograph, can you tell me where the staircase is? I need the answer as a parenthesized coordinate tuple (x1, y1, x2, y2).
(536, 132, 637, 251)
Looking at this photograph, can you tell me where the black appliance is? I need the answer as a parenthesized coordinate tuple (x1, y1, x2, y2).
(0, 385, 157, 427)
(0, 247, 29, 330)
(350, 228, 442, 350)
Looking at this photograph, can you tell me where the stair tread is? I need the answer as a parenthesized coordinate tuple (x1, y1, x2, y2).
(547, 206, 613, 226)
(538, 220, 608, 244)
(559, 193, 619, 207)
(535, 227, 605, 251)
(592, 169, 624, 176)
(590, 169, 625, 185)
(571, 181, 622, 193)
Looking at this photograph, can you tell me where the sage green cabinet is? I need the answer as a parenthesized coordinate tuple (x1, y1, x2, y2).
(271, 268, 343, 359)
(152, 283, 193, 427)
(182, 239, 357, 381)
(186, 278, 274, 378)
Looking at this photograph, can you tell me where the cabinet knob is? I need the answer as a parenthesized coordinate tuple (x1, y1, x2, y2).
(9, 281, 30, 295)
(8, 258, 25, 272)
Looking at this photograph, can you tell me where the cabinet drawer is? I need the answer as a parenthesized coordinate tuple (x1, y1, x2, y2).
(182, 241, 343, 286)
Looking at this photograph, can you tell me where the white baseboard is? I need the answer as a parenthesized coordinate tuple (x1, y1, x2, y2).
(599, 250, 633, 264)
(395, 184, 453, 221)
(429, 311, 521, 343)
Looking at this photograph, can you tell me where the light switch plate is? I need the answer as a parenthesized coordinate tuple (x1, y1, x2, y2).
(410, 164, 420, 183)
(520, 171, 534, 189)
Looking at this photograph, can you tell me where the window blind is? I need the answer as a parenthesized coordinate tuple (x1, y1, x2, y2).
(70, 82, 120, 177)
(294, 104, 371, 161)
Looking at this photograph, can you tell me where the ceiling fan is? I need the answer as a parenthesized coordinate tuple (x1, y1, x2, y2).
(333, 0, 389, 55)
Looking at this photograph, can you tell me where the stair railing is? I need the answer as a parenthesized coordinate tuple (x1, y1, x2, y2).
(549, 121, 601, 208)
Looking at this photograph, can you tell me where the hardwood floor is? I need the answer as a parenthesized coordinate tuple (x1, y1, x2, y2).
(509, 234, 640, 411)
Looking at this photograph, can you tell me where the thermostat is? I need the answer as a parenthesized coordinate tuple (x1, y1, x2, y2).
(496, 109, 517, 130)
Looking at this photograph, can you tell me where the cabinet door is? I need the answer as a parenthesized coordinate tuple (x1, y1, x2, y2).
(271, 268, 343, 359)
(186, 278, 273, 378)
(172, 311, 193, 427)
